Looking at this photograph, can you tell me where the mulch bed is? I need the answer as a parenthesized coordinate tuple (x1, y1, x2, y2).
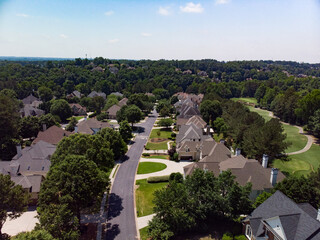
(80, 223, 98, 240)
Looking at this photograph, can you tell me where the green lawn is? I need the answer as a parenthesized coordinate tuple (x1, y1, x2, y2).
(232, 97, 257, 104)
(283, 124, 307, 153)
(67, 116, 84, 121)
(137, 162, 167, 174)
(136, 179, 168, 217)
(149, 128, 172, 139)
(245, 106, 308, 153)
(144, 155, 169, 160)
(139, 226, 149, 240)
(145, 141, 169, 150)
(246, 106, 272, 121)
(273, 144, 320, 177)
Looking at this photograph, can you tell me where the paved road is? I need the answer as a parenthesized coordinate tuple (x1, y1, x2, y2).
(105, 110, 158, 240)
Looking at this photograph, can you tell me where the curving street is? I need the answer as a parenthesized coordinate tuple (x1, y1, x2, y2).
(105, 110, 158, 240)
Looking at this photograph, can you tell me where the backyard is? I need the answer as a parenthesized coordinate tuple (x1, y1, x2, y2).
(136, 179, 168, 217)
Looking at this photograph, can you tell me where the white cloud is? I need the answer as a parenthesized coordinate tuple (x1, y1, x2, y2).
(180, 2, 204, 13)
(215, 0, 231, 5)
(141, 32, 152, 37)
(104, 11, 114, 16)
(16, 13, 29, 18)
(60, 34, 68, 39)
(158, 6, 170, 16)
(109, 38, 119, 44)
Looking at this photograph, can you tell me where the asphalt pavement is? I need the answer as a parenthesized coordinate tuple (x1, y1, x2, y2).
(105, 110, 158, 240)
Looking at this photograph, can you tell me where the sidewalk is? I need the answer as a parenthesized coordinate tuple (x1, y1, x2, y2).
(137, 214, 156, 229)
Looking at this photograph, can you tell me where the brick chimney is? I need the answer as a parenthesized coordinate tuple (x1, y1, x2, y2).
(262, 154, 269, 168)
(42, 123, 47, 131)
(270, 168, 278, 186)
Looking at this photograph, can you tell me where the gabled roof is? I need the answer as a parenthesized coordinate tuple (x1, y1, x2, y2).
(20, 105, 45, 117)
(110, 92, 123, 97)
(88, 91, 107, 99)
(107, 104, 121, 116)
(177, 140, 216, 157)
(179, 105, 200, 118)
(22, 94, 39, 105)
(186, 115, 207, 129)
(11, 175, 43, 193)
(176, 117, 190, 127)
(11, 141, 56, 175)
(72, 90, 82, 98)
(33, 125, 72, 145)
(176, 124, 203, 143)
(247, 191, 320, 240)
(118, 98, 128, 107)
(77, 118, 112, 135)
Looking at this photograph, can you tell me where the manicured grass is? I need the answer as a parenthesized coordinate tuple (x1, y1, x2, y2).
(136, 179, 168, 217)
(145, 141, 169, 150)
(144, 155, 169, 160)
(273, 144, 320, 177)
(246, 106, 272, 121)
(137, 162, 167, 174)
(283, 124, 307, 153)
(246, 106, 308, 153)
(149, 128, 172, 139)
(67, 116, 84, 121)
(232, 97, 257, 104)
(139, 226, 149, 240)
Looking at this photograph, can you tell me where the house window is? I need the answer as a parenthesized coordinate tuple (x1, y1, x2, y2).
(245, 224, 252, 239)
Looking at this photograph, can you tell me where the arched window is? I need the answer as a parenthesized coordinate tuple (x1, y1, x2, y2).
(245, 224, 252, 239)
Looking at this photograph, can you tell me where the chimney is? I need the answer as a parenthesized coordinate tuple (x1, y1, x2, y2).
(84, 116, 87, 121)
(16, 145, 22, 158)
(270, 168, 278, 186)
(42, 123, 47, 131)
(235, 148, 241, 156)
(317, 209, 320, 221)
(74, 126, 78, 133)
(262, 154, 269, 168)
(220, 139, 225, 144)
(206, 125, 210, 135)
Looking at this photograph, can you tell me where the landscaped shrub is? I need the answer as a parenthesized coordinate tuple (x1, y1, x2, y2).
(173, 153, 179, 162)
(156, 129, 161, 137)
(169, 172, 183, 183)
(234, 235, 247, 240)
(89, 112, 97, 118)
(25, 140, 31, 147)
(171, 133, 176, 138)
(96, 112, 108, 121)
(222, 232, 233, 240)
(142, 153, 150, 157)
(147, 175, 170, 183)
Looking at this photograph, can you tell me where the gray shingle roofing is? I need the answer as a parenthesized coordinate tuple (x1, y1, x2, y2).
(77, 118, 113, 135)
(22, 94, 39, 105)
(176, 123, 210, 143)
(248, 191, 320, 240)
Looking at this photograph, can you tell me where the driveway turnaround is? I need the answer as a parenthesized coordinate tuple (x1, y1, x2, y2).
(136, 158, 191, 180)
(105, 110, 158, 240)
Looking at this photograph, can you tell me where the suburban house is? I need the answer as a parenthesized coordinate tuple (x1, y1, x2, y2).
(20, 94, 44, 117)
(20, 105, 45, 117)
(243, 191, 320, 239)
(106, 97, 128, 119)
(176, 123, 211, 144)
(76, 118, 113, 135)
(118, 97, 128, 107)
(177, 140, 216, 161)
(22, 94, 40, 105)
(66, 90, 82, 99)
(0, 141, 56, 202)
(183, 149, 285, 200)
(106, 104, 121, 119)
(88, 91, 106, 99)
(178, 105, 201, 119)
(33, 125, 72, 145)
(69, 103, 87, 116)
(110, 92, 123, 98)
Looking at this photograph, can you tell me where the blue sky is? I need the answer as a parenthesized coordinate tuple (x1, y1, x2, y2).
(0, 0, 319, 62)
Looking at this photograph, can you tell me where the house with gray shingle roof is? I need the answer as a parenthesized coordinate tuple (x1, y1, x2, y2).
(106, 105, 121, 119)
(88, 91, 106, 99)
(22, 94, 39, 105)
(183, 148, 285, 200)
(33, 125, 72, 145)
(176, 123, 211, 144)
(76, 118, 113, 135)
(20, 105, 45, 117)
(243, 191, 320, 240)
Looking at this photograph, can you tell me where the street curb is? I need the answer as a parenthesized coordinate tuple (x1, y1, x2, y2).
(134, 111, 158, 240)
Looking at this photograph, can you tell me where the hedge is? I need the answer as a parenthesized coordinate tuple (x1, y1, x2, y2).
(147, 175, 170, 183)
